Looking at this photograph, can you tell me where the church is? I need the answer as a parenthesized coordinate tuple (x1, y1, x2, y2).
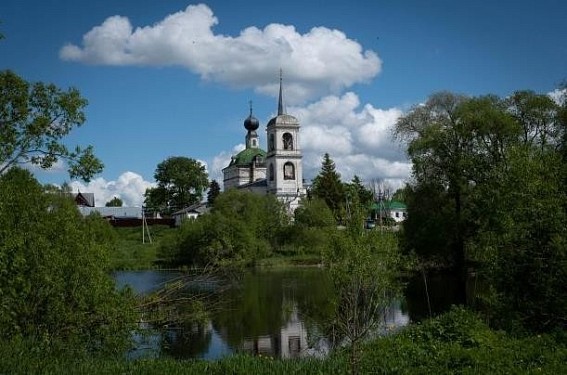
(222, 75, 306, 212)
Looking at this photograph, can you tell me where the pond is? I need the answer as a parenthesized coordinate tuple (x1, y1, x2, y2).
(115, 268, 413, 360)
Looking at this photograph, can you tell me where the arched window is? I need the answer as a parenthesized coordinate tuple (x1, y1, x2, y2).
(269, 164, 274, 181)
(284, 162, 295, 180)
(269, 134, 275, 151)
(283, 133, 293, 150)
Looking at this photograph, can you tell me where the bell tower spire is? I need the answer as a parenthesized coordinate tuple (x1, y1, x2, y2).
(265, 70, 305, 212)
(277, 69, 284, 116)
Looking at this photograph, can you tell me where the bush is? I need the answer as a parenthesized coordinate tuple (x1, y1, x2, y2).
(0, 168, 136, 353)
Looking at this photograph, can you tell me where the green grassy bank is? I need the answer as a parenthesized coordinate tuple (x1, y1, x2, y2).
(110, 225, 176, 270)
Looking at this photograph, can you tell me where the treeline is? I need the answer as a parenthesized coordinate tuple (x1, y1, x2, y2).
(395, 89, 567, 333)
(157, 189, 337, 267)
(156, 154, 393, 268)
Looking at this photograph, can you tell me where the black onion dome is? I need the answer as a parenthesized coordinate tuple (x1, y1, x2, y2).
(244, 101, 259, 131)
(244, 114, 259, 131)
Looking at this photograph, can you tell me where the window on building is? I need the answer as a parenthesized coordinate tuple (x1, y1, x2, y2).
(284, 162, 295, 180)
(269, 164, 274, 181)
(283, 133, 293, 150)
(288, 336, 301, 358)
(269, 134, 275, 151)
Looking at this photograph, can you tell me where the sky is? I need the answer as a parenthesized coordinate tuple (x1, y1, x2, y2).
(1, 0, 566, 206)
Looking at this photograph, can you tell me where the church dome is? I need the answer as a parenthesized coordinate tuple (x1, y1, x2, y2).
(244, 113, 259, 131)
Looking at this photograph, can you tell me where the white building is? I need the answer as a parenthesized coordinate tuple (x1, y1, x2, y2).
(223, 74, 306, 212)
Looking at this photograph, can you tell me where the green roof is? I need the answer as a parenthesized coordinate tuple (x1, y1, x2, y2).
(369, 200, 407, 211)
(229, 148, 267, 167)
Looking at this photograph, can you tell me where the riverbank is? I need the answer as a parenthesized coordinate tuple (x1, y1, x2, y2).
(3, 308, 566, 374)
(110, 226, 324, 271)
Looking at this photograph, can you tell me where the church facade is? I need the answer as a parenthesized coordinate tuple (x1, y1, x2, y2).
(222, 76, 306, 211)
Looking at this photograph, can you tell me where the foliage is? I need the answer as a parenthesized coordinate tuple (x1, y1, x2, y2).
(105, 196, 123, 207)
(358, 307, 567, 374)
(144, 156, 208, 215)
(294, 197, 336, 228)
(344, 175, 374, 215)
(0, 70, 103, 182)
(0, 168, 136, 353)
(207, 179, 221, 206)
(323, 216, 401, 374)
(159, 190, 289, 267)
(472, 146, 567, 333)
(43, 181, 72, 193)
(311, 153, 345, 220)
(395, 89, 567, 332)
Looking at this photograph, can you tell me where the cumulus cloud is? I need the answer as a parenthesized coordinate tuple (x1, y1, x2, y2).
(70, 171, 154, 207)
(60, 4, 381, 102)
(289, 93, 409, 184)
(213, 93, 411, 190)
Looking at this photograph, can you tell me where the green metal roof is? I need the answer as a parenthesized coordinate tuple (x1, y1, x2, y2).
(369, 200, 407, 211)
(229, 148, 267, 167)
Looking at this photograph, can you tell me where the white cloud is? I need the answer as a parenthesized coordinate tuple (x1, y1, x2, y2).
(60, 4, 381, 103)
(70, 171, 154, 207)
(289, 92, 409, 184)
(549, 88, 566, 106)
(211, 93, 411, 190)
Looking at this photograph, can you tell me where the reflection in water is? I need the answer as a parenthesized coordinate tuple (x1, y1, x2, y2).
(117, 268, 410, 360)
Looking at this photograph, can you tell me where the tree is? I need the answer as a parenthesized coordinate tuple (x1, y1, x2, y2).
(396, 89, 567, 332)
(345, 175, 374, 212)
(311, 153, 345, 220)
(44, 181, 72, 193)
(144, 156, 208, 215)
(0, 168, 135, 352)
(324, 224, 401, 375)
(0, 70, 103, 182)
(207, 180, 221, 206)
(105, 196, 123, 207)
(159, 190, 288, 267)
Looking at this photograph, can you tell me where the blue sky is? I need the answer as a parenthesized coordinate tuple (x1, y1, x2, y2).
(1, 0, 566, 206)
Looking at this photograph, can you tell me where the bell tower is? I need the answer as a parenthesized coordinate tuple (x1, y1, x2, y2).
(265, 71, 305, 210)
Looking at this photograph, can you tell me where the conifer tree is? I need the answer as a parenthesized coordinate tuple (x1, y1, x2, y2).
(207, 179, 221, 206)
(311, 153, 345, 219)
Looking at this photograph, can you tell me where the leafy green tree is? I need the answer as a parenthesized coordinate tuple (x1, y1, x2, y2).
(395, 93, 471, 292)
(44, 181, 72, 193)
(397, 89, 567, 332)
(472, 146, 567, 332)
(144, 156, 208, 215)
(311, 153, 345, 220)
(207, 179, 221, 206)
(294, 197, 336, 228)
(0, 168, 135, 353)
(0, 70, 103, 182)
(105, 196, 123, 207)
(345, 175, 374, 213)
(159, 190, 288, 267)
(395, 92, 520, 302)
(391, 187, 407, 202)
(283, 198, 337, 257)
(325, 227, 401, 375)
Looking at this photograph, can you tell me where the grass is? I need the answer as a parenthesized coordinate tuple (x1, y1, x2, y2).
(109, 225, 176, 270)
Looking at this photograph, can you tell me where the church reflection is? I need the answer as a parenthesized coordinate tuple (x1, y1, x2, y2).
(239, 304, 309, 358)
